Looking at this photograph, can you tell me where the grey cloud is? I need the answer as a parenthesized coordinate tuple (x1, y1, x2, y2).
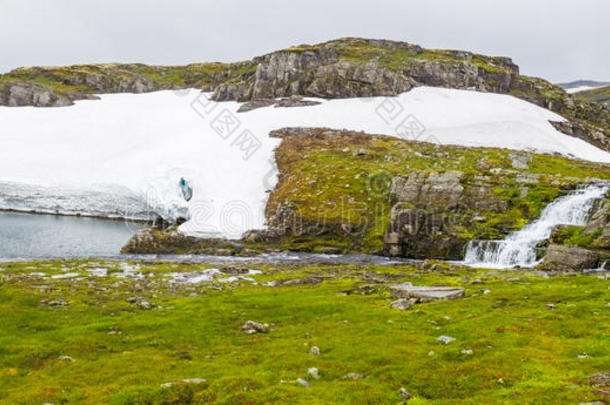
(0, 0, 607, 82)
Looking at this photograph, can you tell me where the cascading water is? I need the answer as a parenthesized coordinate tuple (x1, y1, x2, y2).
(463, 184, 609, 269)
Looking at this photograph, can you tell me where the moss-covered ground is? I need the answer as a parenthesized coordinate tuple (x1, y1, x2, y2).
(264, 129, 610, 255)
(0, 62, 257, 96)
(1, 259, 609, 404)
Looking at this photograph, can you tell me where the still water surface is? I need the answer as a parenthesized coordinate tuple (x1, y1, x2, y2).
(0, 211, 145, 258)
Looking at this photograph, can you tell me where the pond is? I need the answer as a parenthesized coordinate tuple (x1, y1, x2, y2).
(0, 211, 145, 259)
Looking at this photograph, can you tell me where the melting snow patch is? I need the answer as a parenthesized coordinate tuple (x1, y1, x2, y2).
(2, 88, 610, 238)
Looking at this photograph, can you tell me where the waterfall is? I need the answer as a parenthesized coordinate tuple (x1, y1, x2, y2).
(463, 184, 608, 269)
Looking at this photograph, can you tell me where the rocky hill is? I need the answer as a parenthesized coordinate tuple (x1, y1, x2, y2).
(574, 85, 610, 110)
(1, 38, 609, 153)
(123, 127, 610, 268)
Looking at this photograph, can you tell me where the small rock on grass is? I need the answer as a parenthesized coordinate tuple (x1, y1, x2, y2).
(307, 367, 320, 380)
(41, 298, 66, 307)
(389, 298, 416, 310)
(399, 387, 412, 399)
(126, 296, 156, 310)
(58, 355, 75, 362)
(309, 346, 320, 355)
(341, 373, 365, 380)
(160, 378, 207, 388)
(436, 335, 456, 344)
(590, 372, 610, 387)
(296, 378, 309, 388)
(242, 320, 269, 334)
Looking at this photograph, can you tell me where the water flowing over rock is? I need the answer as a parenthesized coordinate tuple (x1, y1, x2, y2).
(464, 184, 609, 268)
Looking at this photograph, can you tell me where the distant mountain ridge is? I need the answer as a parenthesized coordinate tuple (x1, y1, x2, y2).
(556, 80, 610, 91)
(1, 37, 609, 153)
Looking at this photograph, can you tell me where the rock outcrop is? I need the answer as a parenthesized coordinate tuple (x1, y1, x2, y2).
(390, 283, 465, 302)
(2, 38, 609, 152)
(384, 170, 512, 259)
(0, 80, 93, 107)
(210, 39, 521, 103)
(539, 245, 600, 271)
(122, 127, 610, 260)
(542, 191, 610, 270)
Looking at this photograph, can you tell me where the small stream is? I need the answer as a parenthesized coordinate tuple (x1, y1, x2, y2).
(463, 184, 608, 269)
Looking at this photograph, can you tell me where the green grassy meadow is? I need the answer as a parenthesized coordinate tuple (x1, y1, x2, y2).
(0, 259, 608, 404)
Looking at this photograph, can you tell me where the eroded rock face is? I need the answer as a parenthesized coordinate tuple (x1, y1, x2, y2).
(213, 50, 416, 102)
(385, 171, 510, 259)
(210, 40, 518, 103)
(540, 245, 600, 271)
(0, 81, 84, 107)
(391, 172, 464, 209)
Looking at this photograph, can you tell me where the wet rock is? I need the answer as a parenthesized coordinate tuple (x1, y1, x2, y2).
(242, 320, 269, 334)
(152, 216, 171, 231)
(540, 245, 600, 271)
(242, 228, 280, 243)
(390, 283, 465, 302)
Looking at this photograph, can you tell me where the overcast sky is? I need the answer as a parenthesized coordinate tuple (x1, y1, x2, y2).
(0, 0, 608, 83)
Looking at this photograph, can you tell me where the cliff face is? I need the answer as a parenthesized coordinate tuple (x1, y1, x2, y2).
(212, 38, 519, 101)
(2, 38, 609, 152)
